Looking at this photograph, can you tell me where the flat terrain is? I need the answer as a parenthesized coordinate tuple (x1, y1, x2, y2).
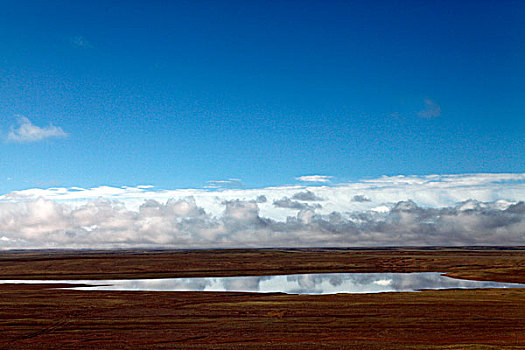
(0, 248, 524, 349)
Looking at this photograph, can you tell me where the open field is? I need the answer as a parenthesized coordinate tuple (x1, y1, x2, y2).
(0, 248, 524, 349)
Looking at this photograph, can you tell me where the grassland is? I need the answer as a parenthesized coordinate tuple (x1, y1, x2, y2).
(0, 247, 523, 349)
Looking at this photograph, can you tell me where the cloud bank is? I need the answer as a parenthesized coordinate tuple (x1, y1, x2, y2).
(7, 116, 68, 143)
(0, 173, 523, 249)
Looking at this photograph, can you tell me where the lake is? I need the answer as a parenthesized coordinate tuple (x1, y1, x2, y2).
(1, 272, 524, 294)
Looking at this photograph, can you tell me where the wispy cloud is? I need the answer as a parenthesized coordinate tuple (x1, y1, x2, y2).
(7, 116, 68, 143)
(296, 175, 333, 183)
(418, 99, 441, 118)
(70, 35, 93, 49)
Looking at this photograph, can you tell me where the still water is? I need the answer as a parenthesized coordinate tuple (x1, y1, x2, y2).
(1, 272, 524, 294)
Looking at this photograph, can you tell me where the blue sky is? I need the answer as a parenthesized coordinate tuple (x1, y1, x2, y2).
(1, 0, 524, 193)
(0, 1, 525, 249)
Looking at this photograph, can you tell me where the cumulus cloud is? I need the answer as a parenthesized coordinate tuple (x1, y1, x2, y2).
(418, 99, 441, 118)
(0, 173, 524, 249)
(255, 195, 267, 203)
(7, 116, 68, 143)
(2, 174, 524, 219)
(0, 197, 523, 249)
(296, 175, 333, 183)
(352, 195, 371, 202)
(273, 197, 322, 210)
(291, 191, 324, 201)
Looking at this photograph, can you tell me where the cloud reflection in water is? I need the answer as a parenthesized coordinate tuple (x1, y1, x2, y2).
(1, 273, 524, 294)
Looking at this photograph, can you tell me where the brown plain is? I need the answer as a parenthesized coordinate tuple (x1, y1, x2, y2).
(0, 247, 524, 349)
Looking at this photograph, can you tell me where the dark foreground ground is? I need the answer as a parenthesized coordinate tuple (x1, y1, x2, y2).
(0, 247, 524, 349)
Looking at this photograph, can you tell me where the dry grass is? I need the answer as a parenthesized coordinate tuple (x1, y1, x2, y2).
(0, 248, 523, 349)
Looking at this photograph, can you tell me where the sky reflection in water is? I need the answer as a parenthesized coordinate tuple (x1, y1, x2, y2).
(2, 273, 525, 295)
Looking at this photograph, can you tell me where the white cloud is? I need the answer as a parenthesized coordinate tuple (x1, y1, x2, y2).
(296, 175, 333, 183)
(2, 173, 525, 220)
(0, 197, 522, 249)
(0, 173, 523, 249)
(7, 116, 68, 143)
